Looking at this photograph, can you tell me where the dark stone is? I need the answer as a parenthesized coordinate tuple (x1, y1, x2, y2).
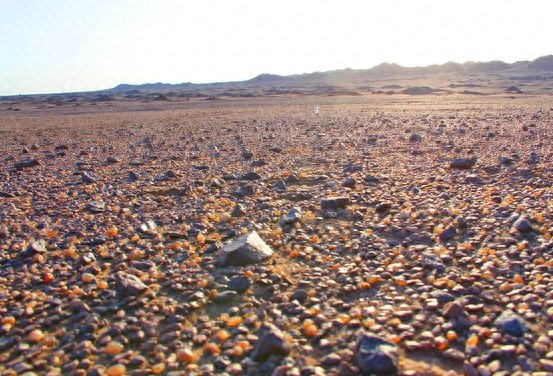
(439, 226, 457, 241)
(234, 184, 255, 197)
(240, 171, 262, 181)
(450, 157, 477, 169)
(343, 178, 357, 188)
(290, 289, 308, 302)
(354, 332, 398, 375)
(251, 323, 291, 360)
(274, 180, 287, 191)
(321, 197, 350, 210)
(228, 276, 251, 293)
(494, 310, 527, 336)
(513, 216, 534, 233)
(242, 150, 254, 160)
(14, 158, 40, 169)
(375, 202, 393, 214)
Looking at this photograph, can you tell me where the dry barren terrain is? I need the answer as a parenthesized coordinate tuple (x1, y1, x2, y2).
(1, 92, 553, 376)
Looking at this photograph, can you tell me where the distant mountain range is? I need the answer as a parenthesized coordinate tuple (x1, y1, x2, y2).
(109, 55, 553, 93)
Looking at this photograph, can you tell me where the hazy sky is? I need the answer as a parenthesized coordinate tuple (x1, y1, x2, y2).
(1, 0, 552, 95)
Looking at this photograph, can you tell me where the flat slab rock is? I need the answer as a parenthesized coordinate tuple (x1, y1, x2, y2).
(218, 231, 273, 266)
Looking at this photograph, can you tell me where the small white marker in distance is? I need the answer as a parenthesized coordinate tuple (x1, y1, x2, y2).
(315, 106, 320, 115)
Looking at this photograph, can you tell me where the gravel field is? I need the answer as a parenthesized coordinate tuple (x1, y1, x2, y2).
(1, 94, 553, 375)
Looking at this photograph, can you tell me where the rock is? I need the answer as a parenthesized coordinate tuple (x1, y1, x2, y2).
(240, 171, 262, 181)
(212, 290, 238, 303)
(106, 156, 120, 164)
(14, 158, 40, 169)
(443, 300, 467, 319)
(280, 207, 302, 225)
(251, 323, 291, 360)
(499, 156, 514, 166)
(375, 202, 393, 214)
(354, 332, 398, 375)
(85, 200, 105, 213)
(114, 271, 148, 299)
(494, 310, 527, 336)
(139, 220, 157, 235)
(218, 232, 273, 266)
(343, 163, 363, 173)
(321, 197, 350, 210)
(450, 157, 477, 169)
(421, 252, 446, 273)
(231, 203, 247, 217)
(81, 170, 100, 183)
(343, 178, 357, 188)
(274, 180, 287, 191)
(242, 150, 254, 160)
(409, 133, 422, 142)
(512, 215, 534, 233)
(228, 276, 251, 293)
(439, 226, 457, 241)
(234, 184, 255, 197)
(290, 289, 308, 302)
(23, 239, 47, 257)
(363, 174, 380, 184)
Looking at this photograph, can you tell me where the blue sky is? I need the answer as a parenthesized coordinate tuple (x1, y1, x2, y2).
(1, 0, 552, 95)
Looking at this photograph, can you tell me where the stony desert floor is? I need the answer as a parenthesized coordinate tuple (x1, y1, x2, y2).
(1, 94, 553, 376)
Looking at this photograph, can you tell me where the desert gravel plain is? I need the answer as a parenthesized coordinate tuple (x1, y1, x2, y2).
(2, 93, 553, 376)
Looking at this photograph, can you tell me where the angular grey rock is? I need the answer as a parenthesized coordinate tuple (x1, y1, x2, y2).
(321, 196, 350, 210)
(234, 184, 255, 197)
(81, 170, 100, 183)
(274, 180, 287, 191)
(439, 226, 457, 241)
(494, 310, 527, 336)
(409, 133, 422, 142)
(251, 323, 291, 360)
(343, 178, 357, 188)
(23, 239, 47, 257)
(513, 215, 534, 233)
(421, 252, 446, 273)
(450, 157, 477, 169)
(115, 271, 147, 298)
(218, 231, 273, 266)
(85, 200, 105, 213)
(280, 207, 302, 225)
(240, 171, 262, 181)
(228, 276, 251, 293)
(355, 332, 398, 375)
